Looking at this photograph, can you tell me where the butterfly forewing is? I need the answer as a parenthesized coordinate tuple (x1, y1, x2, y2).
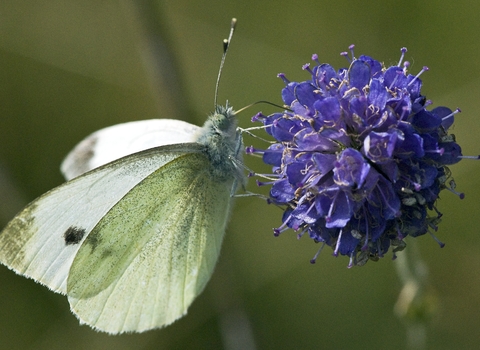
(67, 151, 234, 333)
(0, 144, 204, 294)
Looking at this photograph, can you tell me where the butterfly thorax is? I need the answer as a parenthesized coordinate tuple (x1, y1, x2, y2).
(196, 105, 241, 183)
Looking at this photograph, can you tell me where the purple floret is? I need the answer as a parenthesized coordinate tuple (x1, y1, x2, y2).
(249, 46, 464, 266)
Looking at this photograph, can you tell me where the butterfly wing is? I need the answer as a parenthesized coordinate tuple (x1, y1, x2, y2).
(66, 151, 234, 333)
(0, 143, 204, 294)
(61, 119, 201, 180)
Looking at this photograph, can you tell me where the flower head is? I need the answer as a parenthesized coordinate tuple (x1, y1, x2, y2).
(249, 46, 466, 267)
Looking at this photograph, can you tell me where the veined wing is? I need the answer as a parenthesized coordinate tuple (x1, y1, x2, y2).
(0, 143, 204, 294)
(67, 152, 234, 333)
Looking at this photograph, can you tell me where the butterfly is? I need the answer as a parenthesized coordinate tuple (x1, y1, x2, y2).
(0, 18, 244, 334)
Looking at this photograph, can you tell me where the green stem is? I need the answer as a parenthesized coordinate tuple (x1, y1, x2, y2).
(394, 240, 433, 350)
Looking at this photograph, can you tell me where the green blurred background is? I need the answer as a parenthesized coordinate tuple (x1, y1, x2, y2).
(1, 1, 480, 349)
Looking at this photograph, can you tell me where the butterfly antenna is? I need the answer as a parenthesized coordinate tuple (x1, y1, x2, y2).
(214, 18, 237, 109)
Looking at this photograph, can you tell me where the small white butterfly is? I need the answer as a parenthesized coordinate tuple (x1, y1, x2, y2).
(0, 19, 244, 334)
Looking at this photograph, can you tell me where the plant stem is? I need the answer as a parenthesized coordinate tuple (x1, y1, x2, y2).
(394, 240, 432, 350)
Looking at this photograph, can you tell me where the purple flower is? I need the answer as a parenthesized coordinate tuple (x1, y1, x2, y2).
(249, 46, 467, 267)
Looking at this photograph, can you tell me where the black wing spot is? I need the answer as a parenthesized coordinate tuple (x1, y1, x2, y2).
(64, 226, 86, 245)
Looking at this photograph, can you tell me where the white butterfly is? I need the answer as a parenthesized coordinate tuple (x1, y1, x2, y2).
(0, 19, 244, 334)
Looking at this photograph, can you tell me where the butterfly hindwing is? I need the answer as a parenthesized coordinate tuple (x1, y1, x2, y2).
(66, 151, 234, 333)
(0, 143, 204, 294)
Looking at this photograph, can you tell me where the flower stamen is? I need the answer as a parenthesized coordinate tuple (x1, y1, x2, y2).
(408, 66, 429, 87)
(398, 47, 408, 67)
